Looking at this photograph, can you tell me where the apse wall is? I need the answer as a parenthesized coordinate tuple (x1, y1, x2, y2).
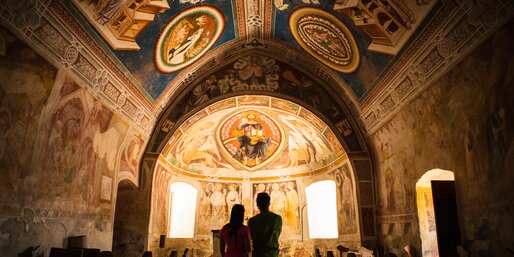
(370, 19, 514, 256)
(0, 26, 147, 255)
(148, 157, 362, 256)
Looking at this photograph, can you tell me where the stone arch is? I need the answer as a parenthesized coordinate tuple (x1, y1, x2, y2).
(142, 42, 377, 247)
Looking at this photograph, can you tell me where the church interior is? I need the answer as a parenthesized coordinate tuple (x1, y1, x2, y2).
(0, 0, 513, 256)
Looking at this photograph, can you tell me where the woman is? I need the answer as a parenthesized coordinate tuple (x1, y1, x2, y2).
(220, 204, 251, 257)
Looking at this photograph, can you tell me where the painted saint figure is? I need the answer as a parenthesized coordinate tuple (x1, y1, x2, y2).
(226, 184, 240, 214)
(285, 182, 299, 230)
(233, 113, 270, 165)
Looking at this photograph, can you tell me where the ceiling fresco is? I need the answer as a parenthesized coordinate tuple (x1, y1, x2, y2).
(151, 51, 366, 154)
(162, 96, 345, 177)
(66, 0, 440, 101)
(67, 0, 237, 100)
(275, 0, 440, 98)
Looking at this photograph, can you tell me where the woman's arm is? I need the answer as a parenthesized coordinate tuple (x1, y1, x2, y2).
(219, 233, 226, 257)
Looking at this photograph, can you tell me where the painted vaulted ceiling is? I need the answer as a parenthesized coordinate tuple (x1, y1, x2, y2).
(13, 0, 506, 137)
(67, 0, 440, 101)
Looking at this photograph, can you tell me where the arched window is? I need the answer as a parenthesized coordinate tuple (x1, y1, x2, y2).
(169, 182, 198, 238)
(305, 180, 338, 238)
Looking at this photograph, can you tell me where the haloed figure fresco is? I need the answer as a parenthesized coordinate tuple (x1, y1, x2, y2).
(233, 113, 271, 166)
(252, 181, 300, 234)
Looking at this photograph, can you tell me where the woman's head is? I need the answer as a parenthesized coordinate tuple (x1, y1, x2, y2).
(230, 204, 245, 228)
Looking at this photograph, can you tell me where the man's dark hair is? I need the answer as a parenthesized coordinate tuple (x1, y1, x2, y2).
(256, 192, 271, 210)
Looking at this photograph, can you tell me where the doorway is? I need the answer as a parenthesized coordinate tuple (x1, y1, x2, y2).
(416, 169, 461, 257)
(432, 181, 461, 257)
(112, 180, 146, 257)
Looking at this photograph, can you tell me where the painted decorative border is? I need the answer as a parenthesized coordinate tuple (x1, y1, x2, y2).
(289, 7, 360, 73)
(155, 6, 225, 73)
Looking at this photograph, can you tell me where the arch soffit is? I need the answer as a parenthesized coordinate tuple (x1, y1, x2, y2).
(147, 42, 369, 159)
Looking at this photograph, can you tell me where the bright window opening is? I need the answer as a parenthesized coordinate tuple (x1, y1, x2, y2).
(305, 180, 338, 238)
(169, 182, 197, 238)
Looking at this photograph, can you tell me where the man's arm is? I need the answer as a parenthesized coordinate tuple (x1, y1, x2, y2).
(277, 215, 283, 236)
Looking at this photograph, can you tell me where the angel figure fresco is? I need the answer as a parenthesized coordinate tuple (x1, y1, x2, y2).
(171, 120, 223, 169)
(165, 15, 214, 65)
(279, 114, 334, 166)
(233, 113, 270, 165)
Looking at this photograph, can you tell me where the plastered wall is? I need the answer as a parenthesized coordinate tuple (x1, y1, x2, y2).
(371, 18, 514, 257)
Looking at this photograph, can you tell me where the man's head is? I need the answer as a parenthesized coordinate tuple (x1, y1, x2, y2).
(256, 192, 271, 211)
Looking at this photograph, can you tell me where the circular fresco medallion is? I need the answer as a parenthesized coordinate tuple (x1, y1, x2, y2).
(289, 8, 360, 73)
(217, 110, 284, 171)
(155, 6, 225, 73)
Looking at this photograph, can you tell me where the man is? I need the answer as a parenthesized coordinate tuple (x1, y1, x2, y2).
(248, 192, 282, 257)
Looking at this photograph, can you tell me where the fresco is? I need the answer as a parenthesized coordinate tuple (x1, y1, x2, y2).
(289, 8, 360, 73)
(333, 164, 358, 234)
(155, 6, 225, 73)
(0, 26, 58, 213)
(371, 21, 514, 256)
(157, 53, 365, 153)
(0, 74, 129, 253)
(34, 79, 129, 210)
(119, 132, 145, 181)
(252, 181, 300, 235)
(196, 181, 242, 235)
(274, 0, 440, 97)
(151, 165, 173, 234)
(67, 0, 237, 99)
(0, 24, 135, 252)
(218, 110, 283, 171)
(163, 96, 344, 176)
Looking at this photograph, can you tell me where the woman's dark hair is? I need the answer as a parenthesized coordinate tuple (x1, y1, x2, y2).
(229, 204, 245, 238)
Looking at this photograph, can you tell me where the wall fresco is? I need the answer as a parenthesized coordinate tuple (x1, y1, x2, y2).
(219, 110, 282, 170)
(371, 20, 514, 256)
(119, 132, 145, 182)
(0, 26, 58, 214)
(0, 25, 134, 252)
(332, 164, 358, 234)
(251, 181, 300, 235)
(164, 96, 343, 176)
(150, 165, 173, 234)
(196, 181, 242, 235)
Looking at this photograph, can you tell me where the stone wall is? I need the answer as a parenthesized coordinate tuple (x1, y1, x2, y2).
(0, 25, 146, 256)
(371, 18, 514, 257)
